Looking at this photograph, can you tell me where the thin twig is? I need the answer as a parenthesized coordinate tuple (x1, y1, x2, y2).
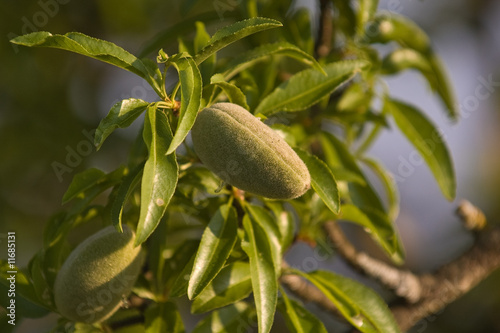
(316, 0, 333, 58)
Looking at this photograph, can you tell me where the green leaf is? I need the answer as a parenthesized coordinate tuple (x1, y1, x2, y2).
(256, 60, 369, 116)
(360, 157, 400, 220)
(339, 205, 404, 263)
(145, 301, 185, 333)
(357, 0, 379, 34)
(245, 205, 282, 277)
(10, 32, 163, 97)
(294, 270, 401, 333)
(135, 106, 179, 246)
(365, 14, 430, 53)
(385, 99, 456, 200)
(210, 74, 250, 109)
(170, 252, 196, 298)
(111, 163, 144, 232)
(192, 302, 256, 333)
(166, 53, 202, 155)
(194, 17, 283, 65)
(194, 21, 216, 86)
(0, 261, 50, 318)
(188, 204, 238, 299)
(223, 41, 324, 79)
(94, 98, 149, 150)
(62, 168, 106, 204)
(191, 262, 252, 314)
(319, 133, 404, 263)
(294, 149, 340, 215)
(380, 49, 458, 121)
(265, 201, 296, 251)
(278, 290, 328, 333)
(241, 214, 278, 333)
(320, 132, 385, 212)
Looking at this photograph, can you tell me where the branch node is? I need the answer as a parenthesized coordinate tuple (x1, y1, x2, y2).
(456, 199, 487, 231)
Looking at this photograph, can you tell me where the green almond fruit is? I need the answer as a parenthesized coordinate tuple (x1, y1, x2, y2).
(54, 225, 144, 323)
(191, 102, 311, 199)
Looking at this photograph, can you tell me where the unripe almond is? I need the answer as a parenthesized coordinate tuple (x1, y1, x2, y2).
(54, 225, 144, 323)
(191, 103, 311, 199)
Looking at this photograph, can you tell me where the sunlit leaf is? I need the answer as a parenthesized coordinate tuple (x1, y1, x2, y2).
(192, 303, 256, 333)
(385, 99, 456, 200)
(11, 32, 163, 97)
(194, 17, 282, 65)
(256, 60, 369, 116)
(135, 106, 178, 245)
(295, 149, 340, 214)
(294, 269, 401, 333)
(166, 53, 202, 155)
(191, 262, 252, 314)
(94, 98, 149, 150)
(210, 74, 250, 109)
(62, 168, 106, 204)
(242, 214, 278, 333)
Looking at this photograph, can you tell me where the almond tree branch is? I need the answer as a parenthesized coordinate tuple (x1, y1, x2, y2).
(283, 201, 500, 332)
(316, 0, 333, 58)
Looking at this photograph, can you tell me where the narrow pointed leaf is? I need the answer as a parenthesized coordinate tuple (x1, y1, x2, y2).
(111, 162, 144, 232)
(194, 17, 282, 65)
(194, 21, 216, 86)
(191, 262, 252, 314)
(360, 157, 400, 220)
(62, 168, 106, 204)
(339, 205, 404, 263)
(145, 301, 185, 333)
(386, 99, 456, 200)
(10, 32, 163, 96)
(319, 132, 404, 262)
(245, 204, 282, 277)
(192, 303, 256, 333)
(167, 54, 202, 155)
(223, 41, 324, 79)
(135, 106, 179, 245)
(278, 290, 328, 333)
(256, 60, 369, 116)
(294, 270, 401, 333)
(188, 204, 238, 299)
(242, 215, 278, 333)
(94, 98, 149, 150)
(295, 149, 340, 214)
(381, 49, 458, 121)
(210, 74, 250, 109)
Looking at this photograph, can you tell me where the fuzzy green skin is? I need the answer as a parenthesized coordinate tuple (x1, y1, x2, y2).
(191, 103, 311, 199)
(54, 225, 144, 323)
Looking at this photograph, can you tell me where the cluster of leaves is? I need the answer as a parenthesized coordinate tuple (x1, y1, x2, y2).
(3, 0, 457, 332)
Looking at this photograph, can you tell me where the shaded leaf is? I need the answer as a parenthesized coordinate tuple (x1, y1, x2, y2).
(111, 162, 144, 232)
(295, 270, 401, 333)
(145, 301, 185, 333)
(223, 41, 324, 79)
(135, 106, 178, 245)
(62, 168, 106, 204)
(385, 99, 456, 200)
(360, 157, 400, 220)
(167, 53, 202, 155)
(192, 303, 256, 333)
(278, 290, 328, 333)
(339, 205, 403, 263)
(210, 74, 250, 109)
(194, 17, 282, 65)
(295, 149, 340, 214)
(188, 204, 238, 299)
(256, 60, 369, 116)
(94, 98, 149, 150)
(242, 214, 278, 333)
(192, 262, 252, 314)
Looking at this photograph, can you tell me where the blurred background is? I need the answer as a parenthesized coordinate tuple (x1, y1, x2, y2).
(0, 0, 499, 332)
